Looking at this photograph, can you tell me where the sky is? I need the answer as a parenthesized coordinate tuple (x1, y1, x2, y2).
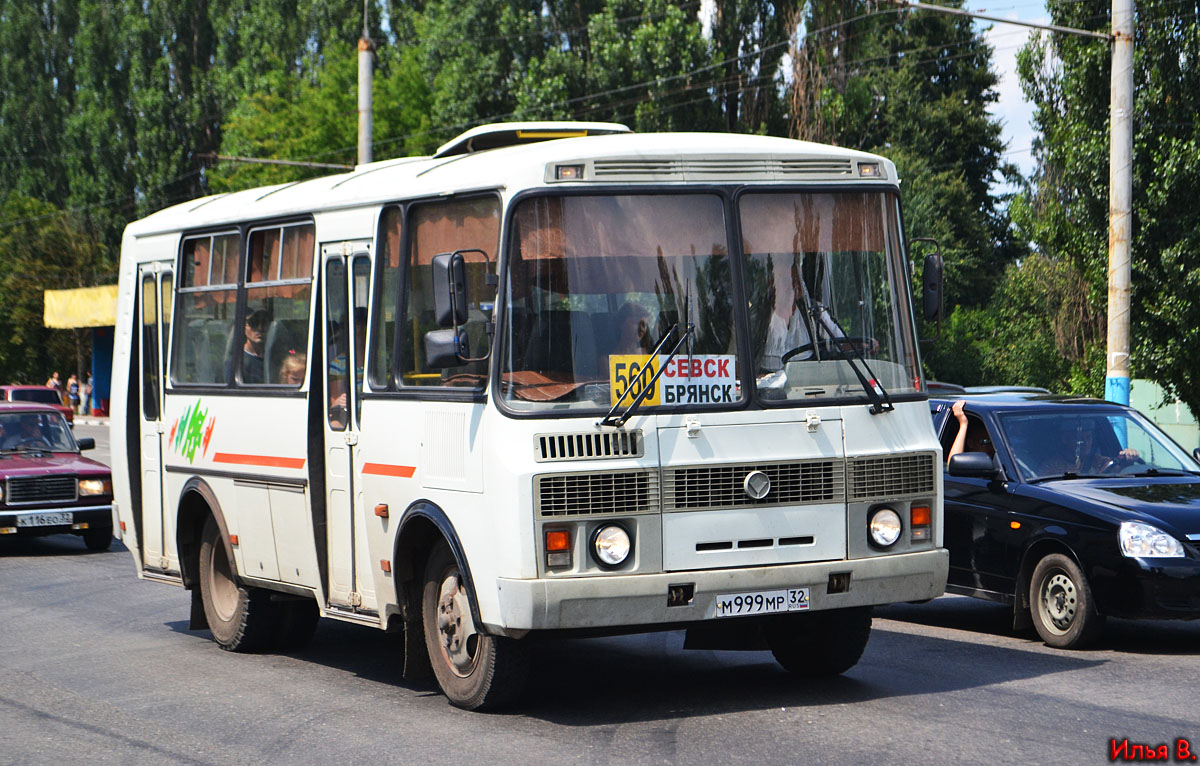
(971, 0, 1054, 180)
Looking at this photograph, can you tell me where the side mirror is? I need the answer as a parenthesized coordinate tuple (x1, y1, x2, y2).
(424, 328, 468, 369)
(432, 252, 468, 328)
(922, 252, 944, 323)
(77, 437, 96, 451)
(1193, 447, 1200, 464)
(947, 451, 998, 478)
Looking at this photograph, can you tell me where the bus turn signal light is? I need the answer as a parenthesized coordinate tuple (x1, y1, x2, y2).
(910, 505, 931, 542)
(545, 529, 571, 568)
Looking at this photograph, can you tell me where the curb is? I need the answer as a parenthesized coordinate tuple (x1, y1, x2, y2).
(74, 417, 110, 427)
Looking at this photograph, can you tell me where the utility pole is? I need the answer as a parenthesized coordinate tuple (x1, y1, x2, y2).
(1106, 0, 1134, 405)
(358, 0, 374, 166)
(892, 1, 1131, 404)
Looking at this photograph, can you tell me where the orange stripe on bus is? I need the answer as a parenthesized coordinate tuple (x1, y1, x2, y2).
(362, 462, 416, 478)
(212, 453, 306, 469)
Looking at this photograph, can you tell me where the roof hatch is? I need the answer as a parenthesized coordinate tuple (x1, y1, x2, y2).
(432, 121, 631, 158)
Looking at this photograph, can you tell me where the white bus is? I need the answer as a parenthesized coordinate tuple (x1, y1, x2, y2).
(111, 122, 949, 709)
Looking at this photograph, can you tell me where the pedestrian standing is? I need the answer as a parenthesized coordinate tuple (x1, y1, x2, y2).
(46, 371, 64, 406)
(67, 374, 81, 414)
(81, 374, 92, 416)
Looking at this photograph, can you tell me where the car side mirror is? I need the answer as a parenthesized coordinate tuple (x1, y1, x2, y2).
(947, 451, 998, 478)
(1193, 447, 1200, 464)
(77, 437, 96, 451)
(424, 328, 468, 369)
(432, 252, 468, 328)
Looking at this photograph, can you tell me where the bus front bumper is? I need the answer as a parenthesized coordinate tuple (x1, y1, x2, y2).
(493, 548, 948, 633)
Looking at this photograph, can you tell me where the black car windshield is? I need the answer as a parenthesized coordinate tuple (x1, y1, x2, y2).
(0, 411, 76, 452)
(499, 193, 739, 413)
(997, 410, 1200, 481)
(740, 191, 921, 402)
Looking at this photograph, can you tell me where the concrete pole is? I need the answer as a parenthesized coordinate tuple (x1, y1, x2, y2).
(1106, 0, 1134, 404)
(357, 35, 374, 166)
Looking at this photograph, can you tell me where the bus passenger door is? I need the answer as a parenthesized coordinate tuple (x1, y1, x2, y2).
(321, 247, 375, 612)
(137, 263, 174, 573)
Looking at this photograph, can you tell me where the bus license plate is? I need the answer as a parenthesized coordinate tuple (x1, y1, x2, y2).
(712, 588, 810, 618)
(16, 512, 73, 527)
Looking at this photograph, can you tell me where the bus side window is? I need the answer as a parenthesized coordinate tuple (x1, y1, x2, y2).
(401, 196, 499, 388)
(173, 233, 240, 385)
(243, 223, 315, 386)
(370, 206, 403, 389)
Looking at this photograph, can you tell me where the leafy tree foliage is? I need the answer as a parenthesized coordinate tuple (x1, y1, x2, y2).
(1016, 0, 1200, 409)
(789, 0, 1019, 320)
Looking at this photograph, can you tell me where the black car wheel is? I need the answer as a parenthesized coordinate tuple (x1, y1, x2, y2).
(765, 606, 873, 676)
(1030, 553, 1104, 649)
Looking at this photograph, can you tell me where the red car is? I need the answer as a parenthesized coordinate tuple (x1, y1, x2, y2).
(0, 403, 112, 551)
(0, 385, 74, 424)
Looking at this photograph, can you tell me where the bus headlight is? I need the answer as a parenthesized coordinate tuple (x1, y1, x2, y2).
(591, 524, 632, 568)
(868, 507, 902, 548)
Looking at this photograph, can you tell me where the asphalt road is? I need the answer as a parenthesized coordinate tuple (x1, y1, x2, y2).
(2, 425, 1198, 765)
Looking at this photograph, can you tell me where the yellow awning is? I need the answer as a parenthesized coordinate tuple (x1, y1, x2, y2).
(43, 285, 119, 328)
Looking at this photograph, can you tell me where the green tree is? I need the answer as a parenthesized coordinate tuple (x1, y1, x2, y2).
(210, 42, 434, 190)
(789, 0, 1019, 316)
(0, 194, 112, 383)
(1016, 0, 1200, 410)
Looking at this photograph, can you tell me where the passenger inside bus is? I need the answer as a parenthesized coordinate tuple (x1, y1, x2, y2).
(229, 308, 269, 384)
(279, 352, 306, 386)
(610, 301, 653, 355)
(328, 308, 366, 429)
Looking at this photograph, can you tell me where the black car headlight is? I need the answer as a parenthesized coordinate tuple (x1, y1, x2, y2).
(1119, 521, 1184, 558)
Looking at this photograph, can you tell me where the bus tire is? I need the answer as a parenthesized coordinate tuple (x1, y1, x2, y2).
(765, 606, 872, 677)
(198, 516, 277, 652)
(421, 540, 528, 710)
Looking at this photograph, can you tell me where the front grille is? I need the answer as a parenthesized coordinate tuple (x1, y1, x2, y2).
(848, 453, 936, 501)
(536, 470, 659, 517)
(664, 460, 843, 512)
(6, 475, 77, 505)
(535, 430, 643, 462)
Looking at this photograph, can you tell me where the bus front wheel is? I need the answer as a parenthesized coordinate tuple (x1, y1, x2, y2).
(421, 541, 528, 710)
(765, 606, 872, 677)
(198, 516, 277, 652)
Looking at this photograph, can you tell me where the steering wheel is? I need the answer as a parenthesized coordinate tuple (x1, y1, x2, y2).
(16, 437, 51, 449)
(781, 336, 878, 365)
(1098, 454, 1145, 474)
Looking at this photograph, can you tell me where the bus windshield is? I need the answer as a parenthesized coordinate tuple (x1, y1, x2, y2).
(742, 191, 921, 402)
(500, 193, 738, 413)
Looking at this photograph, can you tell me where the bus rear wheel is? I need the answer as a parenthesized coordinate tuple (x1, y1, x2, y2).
(421, 541, 528, 710)
(765, 606, 873, 677)
(198, 516, 277, 652)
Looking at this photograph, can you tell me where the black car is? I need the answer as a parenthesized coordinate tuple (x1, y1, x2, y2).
(931, 394, 1200, 648)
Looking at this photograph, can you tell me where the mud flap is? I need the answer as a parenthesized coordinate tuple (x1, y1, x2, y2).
(189, 587, 209, 630)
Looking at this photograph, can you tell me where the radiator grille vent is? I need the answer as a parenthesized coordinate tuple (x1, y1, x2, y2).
(664, 460, 843, 512)
(848, 453, 936, 501)
(535, 430, 643, 462)
(6, 475, 77, 505)
(536, 470, 659, 517)
(591, 158, 855, 180)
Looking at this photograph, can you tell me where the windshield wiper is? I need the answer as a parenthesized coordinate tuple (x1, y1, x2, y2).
(599, 322, 695, 428)
(811, 307, 894, 415)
